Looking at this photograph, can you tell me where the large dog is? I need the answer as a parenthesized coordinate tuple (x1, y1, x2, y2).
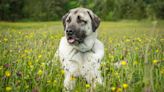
(57, 7, 104, 91)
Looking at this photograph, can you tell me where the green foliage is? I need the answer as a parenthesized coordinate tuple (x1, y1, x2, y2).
(0, 21, 163, 91)
(0, 0, 164, 21)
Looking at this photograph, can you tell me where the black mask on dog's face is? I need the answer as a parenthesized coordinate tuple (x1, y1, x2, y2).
(62, 8, 100, 45)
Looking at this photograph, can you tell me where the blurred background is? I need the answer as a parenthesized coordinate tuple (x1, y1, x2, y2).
(0, 0, 164, 21)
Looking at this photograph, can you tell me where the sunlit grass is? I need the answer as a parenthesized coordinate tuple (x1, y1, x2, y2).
(0, 20, 164, 92)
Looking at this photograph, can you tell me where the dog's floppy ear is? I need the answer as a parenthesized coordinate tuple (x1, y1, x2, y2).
(87, 10, 100, 32)
(62, 12, 70, 30)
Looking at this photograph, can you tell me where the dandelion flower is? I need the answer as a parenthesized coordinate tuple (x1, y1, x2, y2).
(38, 54, 42, 58)
(61, 70, 65, 75)
(123, 83, 128, 89)
(121, 61, 127, 66)
(111, 87, 116, 91)
(0, 66, 3, 70)
(41, 63, 45, 67)
(28, 61, 32, 66)
(85, 84, 90, 88)
(133, 61, 138, 65)
(37, 69, 43, 75)
(5, 71, 11, 77)
(24, 49, 29, 53)
(153, 60, 158, 64)
(116, 88, 122, 92)
(6, 86, 12, 91)
(47, 80, 51, 84)
(70, 76, 76, 80)
(126, 39, 130, 42)
(53, 80, 57, 84)
(4, 38, 8, 42)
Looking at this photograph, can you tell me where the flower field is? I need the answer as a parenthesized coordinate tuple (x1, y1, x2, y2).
(0, 20, 164, 92)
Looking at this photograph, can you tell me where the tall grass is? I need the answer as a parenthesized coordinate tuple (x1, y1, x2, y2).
(0, 21, 163, 92)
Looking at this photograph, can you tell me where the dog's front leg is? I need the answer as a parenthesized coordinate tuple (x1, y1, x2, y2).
(64, 72, 76, 91)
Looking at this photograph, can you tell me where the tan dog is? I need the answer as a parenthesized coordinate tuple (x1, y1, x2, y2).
(57, 7, 104, 91)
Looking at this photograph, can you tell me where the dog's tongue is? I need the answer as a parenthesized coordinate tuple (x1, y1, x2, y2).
(68, 38, 75, 43)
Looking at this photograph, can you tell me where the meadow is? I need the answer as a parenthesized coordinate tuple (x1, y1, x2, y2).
(0, 20, 163, 92)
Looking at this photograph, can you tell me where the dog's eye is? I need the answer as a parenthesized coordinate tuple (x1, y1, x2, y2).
(81, 20, 87, 24)
(66, 17, 71, 23)
(77, 16, 87, 24)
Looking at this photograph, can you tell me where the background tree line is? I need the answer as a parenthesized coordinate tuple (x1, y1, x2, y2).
(0, 0, 164, 21)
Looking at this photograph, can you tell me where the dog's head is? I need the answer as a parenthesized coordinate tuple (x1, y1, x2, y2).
(62, 7, 100, 44)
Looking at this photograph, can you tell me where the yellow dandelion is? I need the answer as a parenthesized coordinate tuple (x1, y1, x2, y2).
(5, 71, 11, 77)
(153, 60, 158, 64)
(28, 61, 32, 66)
(123, 83, 128, 89)
(0, 66, 3, 70)
(116, 88, 122, 92)
(24, 49, 29, 53)
(70, 76, 76, 80)
(135, 47, 139, 50)
(37, 69, 43, 75)
(47, 80, 51, 84)
(85, 84, 90, 88)
(41, 63, 45, 67)
(61, 70, 65, 75)
(4, 38, 8, 42)
(111, 87, 116, 91)
(6, 86, 12, 91)
(53, 80, 57, 84)
(121, 61, 127, 66)
(133, 61, 138, 65)
(38, 54, 42, 58)
(160, 68, 164, 75)
(126, 39, 130, 42)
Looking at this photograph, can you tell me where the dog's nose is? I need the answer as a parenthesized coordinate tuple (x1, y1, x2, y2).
(66, 29, 73, 35)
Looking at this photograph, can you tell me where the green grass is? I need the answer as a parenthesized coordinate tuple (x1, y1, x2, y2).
(0, 20, 164, 92)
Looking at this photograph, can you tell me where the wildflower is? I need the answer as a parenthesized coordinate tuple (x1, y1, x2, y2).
(5, 71, 11, 77)
(153, 60, 158, 64)
(61, 70, 65, 75)
(38, 54, 42, 58)
(116, 88, 122, 92)
(4, 38, 8, 42)
(24, 49, 29, 53)
(126, 39, 130, 42)
(37, 69, 43, 76)
(6, 86, 12, 91)
(53, 80, 57, 86)
(70, 76, 76, 80)
(28, 61, 32, 66)
(121, 61, 127, 66)
(123, 83, 128, 89)
(41, 63, 45, 67)
(111, 87, 116, 91)
(137, 37, 142, 42)
(47, 80, 51, 84)
(85, 84, 90, 88)
(0, 66, 3, 70)
(133, 61, 138, 65)
(160, 68, 164, 75)
(135, 47, 139, 50)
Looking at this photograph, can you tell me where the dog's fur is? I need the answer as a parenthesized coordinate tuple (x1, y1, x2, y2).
(57, 7, 104, 91)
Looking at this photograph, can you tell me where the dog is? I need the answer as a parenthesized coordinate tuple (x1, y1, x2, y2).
(56, 7, 104, 91)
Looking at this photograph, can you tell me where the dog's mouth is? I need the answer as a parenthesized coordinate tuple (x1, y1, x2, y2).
(67, 36, 76, 44)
